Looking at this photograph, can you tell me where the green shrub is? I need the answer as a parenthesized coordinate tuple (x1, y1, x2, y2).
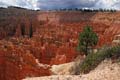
(76, 45, 120, 74)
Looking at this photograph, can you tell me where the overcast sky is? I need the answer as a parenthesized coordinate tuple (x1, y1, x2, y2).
(0, 0, 120, 10)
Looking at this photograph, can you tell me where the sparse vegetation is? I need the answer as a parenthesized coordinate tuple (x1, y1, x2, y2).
(54, 8, 117, 12)
(76, 45, 120, 74)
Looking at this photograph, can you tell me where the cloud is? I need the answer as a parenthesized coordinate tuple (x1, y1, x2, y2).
(94, 0, 120, 9)
(0, 0, 120, 10)
(37, 0, 98, 10)
(0, 2, 8, 8)
(0, 0, 40, 10)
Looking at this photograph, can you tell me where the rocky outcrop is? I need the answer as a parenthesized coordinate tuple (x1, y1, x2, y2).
(0, 39, 51, 80)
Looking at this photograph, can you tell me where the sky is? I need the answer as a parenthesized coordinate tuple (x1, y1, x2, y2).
(0, 0, 120, 10)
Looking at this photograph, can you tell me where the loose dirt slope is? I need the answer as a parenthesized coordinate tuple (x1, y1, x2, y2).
(23, 59, 120, 80)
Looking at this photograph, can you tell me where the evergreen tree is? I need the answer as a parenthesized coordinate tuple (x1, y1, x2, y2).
(77, 25, 98, 56)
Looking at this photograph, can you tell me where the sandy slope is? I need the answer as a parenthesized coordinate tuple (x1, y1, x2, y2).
(23, 59, 120, 80)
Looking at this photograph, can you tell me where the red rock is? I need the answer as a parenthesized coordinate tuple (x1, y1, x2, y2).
(1, 8, 120, 80)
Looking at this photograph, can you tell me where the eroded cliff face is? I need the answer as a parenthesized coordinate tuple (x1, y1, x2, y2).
(38, 11, 120, 25)
(0, 8, 120, 80)
(0, 7, 39, 39)
(37, 11, 120, 47)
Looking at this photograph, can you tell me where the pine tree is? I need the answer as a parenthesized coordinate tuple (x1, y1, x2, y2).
(77, 25, 98, 56)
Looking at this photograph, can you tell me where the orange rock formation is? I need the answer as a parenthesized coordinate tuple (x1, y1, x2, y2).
(0, 8, 120, 80)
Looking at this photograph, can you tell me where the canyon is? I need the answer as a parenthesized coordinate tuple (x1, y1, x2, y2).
(0, 7, 120, 80)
